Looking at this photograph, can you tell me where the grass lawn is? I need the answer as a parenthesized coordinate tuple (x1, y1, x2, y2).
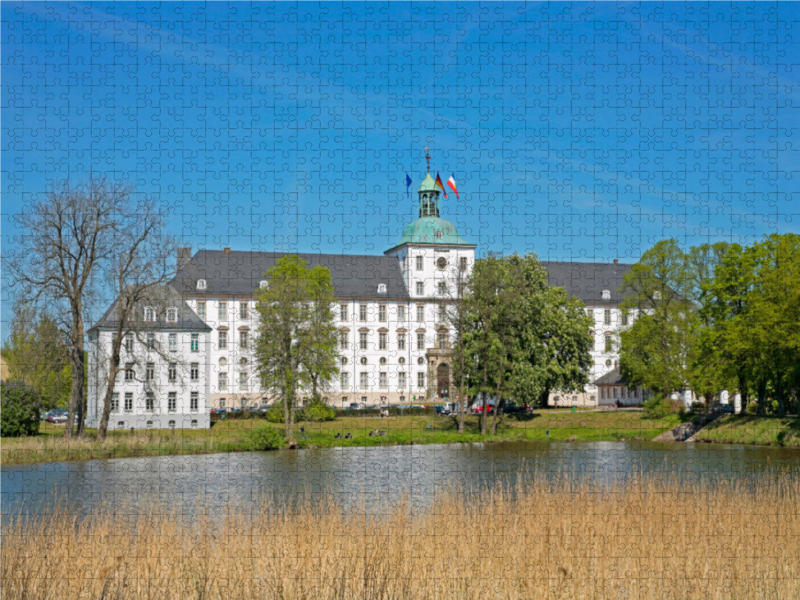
(693, 414, 800, 447)
(1, 410, 683, 466)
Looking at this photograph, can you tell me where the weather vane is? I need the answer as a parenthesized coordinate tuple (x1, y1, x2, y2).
(424, 146, 431, 173)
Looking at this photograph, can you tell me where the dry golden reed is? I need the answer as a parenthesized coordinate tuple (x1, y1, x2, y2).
(3, 474, 799, 600)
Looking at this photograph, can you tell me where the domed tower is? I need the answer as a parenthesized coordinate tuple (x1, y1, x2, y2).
(385, 159, 476, 401)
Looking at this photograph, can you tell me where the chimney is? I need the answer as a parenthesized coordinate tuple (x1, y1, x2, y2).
(176, 247, 192, 271)
(224, 247, 231, 255)
(613, 259, 619, 265)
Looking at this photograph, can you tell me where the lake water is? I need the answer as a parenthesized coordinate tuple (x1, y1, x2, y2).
(4, 441, 800, 519)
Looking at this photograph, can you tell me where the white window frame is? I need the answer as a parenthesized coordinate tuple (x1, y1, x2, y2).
(166, 307, 178, 323)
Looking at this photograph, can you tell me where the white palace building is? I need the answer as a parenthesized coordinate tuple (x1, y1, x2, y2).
(87, 171, 642, 431)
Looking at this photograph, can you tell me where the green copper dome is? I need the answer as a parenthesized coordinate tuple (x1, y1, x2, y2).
(396, 216, 470, 246)
(418, 173, 438, 192)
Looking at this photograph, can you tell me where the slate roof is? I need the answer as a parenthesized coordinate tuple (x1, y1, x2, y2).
(89, 285, 211, 332)
(540, 261, 633, 305)
(172, 250, 410, 300)
(593, 368, 625, 386)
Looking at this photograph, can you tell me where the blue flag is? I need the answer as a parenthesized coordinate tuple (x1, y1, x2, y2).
(405, 173, 412, 199)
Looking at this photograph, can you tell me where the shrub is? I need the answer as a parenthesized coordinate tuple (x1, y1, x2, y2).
(304, 398, 336, 422)
(249, 424, 284, 450)
(1, 381, 43, 437)
(746, 401, 758, 414)
(643, 396, 672, 419)
(265, 401, 306, 423)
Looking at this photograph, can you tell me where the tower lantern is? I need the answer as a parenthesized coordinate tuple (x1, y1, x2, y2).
(418, 148, 440, 218)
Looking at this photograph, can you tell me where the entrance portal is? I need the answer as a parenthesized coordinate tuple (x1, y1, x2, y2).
(436, 363, 450, 399)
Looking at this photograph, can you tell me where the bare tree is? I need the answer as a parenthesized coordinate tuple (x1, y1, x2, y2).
(94, 207, 176, 439)
(6, 179, 134, 437)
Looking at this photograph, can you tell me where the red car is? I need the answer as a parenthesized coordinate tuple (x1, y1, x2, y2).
(472, 404, 495, 415)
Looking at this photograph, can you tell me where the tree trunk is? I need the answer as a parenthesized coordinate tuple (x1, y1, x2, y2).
(98, 351, 121, 439)
(738, 374, 748, 415)
(457, 362, 465, 435)
(777, 381, 785, 417)
(480, 367, 488, 436)
(490, 351, 504, 436)
(66, 307, 86, 439)
(756, 378, 767, 416)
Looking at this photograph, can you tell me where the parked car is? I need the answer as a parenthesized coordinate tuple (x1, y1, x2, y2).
(45, 409, 68, 424)
(211, 408, 228, 415)
(503, 403, 529, 415)
(435, 405, 450, 415)
(472, 404, 495, 415)
(347, 403, 360, 410)
(712, 404, 735, 414)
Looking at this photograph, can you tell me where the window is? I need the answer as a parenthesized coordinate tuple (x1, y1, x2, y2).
(218, 331, 227, 349)
(360, 372, 368, 390)
(377, 283, 387, 294)
(147, 420, 154, 428)
(379, 332, 387, 350)
(359, 332, 367, 350)
(124, 333, 134, 353)
(168, 362, 177, 383)
(459, 257, 467, 272)
(339, 332, 348, 350)
(654, 291, 662, 300)
(191, 419, 198, 428)
(239, 302, 249, 320)
(398, 372, 406, 388)
(190, 363, 199, 381)
(144, 307, 156, 322)
(379, 357, 387, 365)
(146, 333, 155, 350)
(416, 305, 424, 322)
(604, 310, 611, 326)
(169, 333, 177, 352)
(220, 398, 226, 408)
(125, 364, 135, 381)
(146, 362, 155, 382)
(146, 392, 155, 411)
(259, 280, 268, 289)
(399, 396, 405, 403)
(379, 305, 387, 321)
(417, 356, 425, 365)
(341, 372, 349, 389)
(197, 301, 206, 319)
(166, 308, 178, 323)
(341, 357, 348, 365)
(190, 333, 199, 352)
(197, 279, 207, 290)
(398, 333, 406, 350)
(398, 305, 406, 322)
(417, 333, 425, 351)
(240, 330, 249, 349)
(379, 372, 388, 389)
(239, 372, 248, 391)
(604, 337, 613, 353)
(438, 332, 447, 349)
(621, 313, 629, 326)
(218, 372, 227, 390)
(399, 357, 405, 365)
(417, 372, 425, 388)
(359, 304, 367, 321)
(168, 419, 176, 428)
(218, 301, 227, 320)
(438, 282, 446, 296)
(124, 392, 133, 412)
(340, 304, 348, 321)
(111, 393, 119, 412)
(602, 290, 611, 300)
(438, 304, 447, 321)
(416, 282, 424, 295)
(416, 256, 423, 271)
(168, 392, 176, 412)
(360, 357, 368, 365)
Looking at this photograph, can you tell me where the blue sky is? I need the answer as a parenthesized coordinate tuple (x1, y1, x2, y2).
(4, 1, 800, 333)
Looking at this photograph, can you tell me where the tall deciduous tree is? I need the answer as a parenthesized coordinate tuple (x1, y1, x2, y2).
(7, 178, 135, 437)
(255, 255, 337, 439)
(618, 240, 698, 401)
(301, 266, 339, 401)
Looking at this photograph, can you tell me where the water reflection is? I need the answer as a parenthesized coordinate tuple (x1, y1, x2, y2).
(3, 441, 800, 520)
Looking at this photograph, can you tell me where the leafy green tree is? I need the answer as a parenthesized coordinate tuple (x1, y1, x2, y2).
(302, 266, 339, 401)
(1, 381, 43, 437)
(618, 240, 698, 400)
(255, 255, 338, 440)
(4, 305, 71, 410)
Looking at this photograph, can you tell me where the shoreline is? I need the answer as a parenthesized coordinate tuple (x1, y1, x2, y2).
(4, 412, 799, 467)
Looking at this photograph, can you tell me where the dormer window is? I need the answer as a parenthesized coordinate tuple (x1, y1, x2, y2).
(377, 283, 387, 294)
(197, 279, 207, 290)
(144, 307, 156, 322)
(166, 307, 178, 323)
(654, 291, 662, 300)
(602, 290, 611, 300)
(259, 280, 269, 289)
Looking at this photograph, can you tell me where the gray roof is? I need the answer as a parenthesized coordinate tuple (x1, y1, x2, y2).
(593, 368, 625, 386)
(172, 250, 410, 300)
(541, 261, 633, 304)
(89, 285, 211, 332)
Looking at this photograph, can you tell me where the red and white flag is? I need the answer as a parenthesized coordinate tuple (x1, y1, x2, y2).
(446, 173, 459, 199)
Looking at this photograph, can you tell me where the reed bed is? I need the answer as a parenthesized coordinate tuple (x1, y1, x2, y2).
(3, 474, 799, 600)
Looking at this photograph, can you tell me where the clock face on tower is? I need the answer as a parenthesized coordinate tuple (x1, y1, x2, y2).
(436, 257, 447, 270)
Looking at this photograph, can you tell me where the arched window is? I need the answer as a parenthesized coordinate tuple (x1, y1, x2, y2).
(197, 279, 207, 290)
(259, 280, 269, 289)
(219, 357, 228, 368)
(602, 290, 610, 300)
(377, 283, 387, 294)
(166, 307, 178, 323)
